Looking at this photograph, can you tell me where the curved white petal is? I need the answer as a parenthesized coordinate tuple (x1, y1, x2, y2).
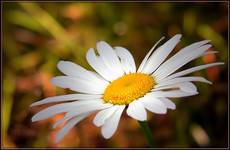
(57, 61, 85, 77)
(53, 101, 112, 128)
(152, 82, 197, 93)
(93, 105, 119, 127)
(55, 112, 91, 143)
(159, 98, 176, 110)
(159, 62, 224, 82)
(176, 82, 197, 93)
(141, 34, 182, 74)
(32, 100, 101, 122)
(126, 100, 147, 121)
(148, 90, 198, 98)
(153, 44, 212, 81)
(86, 48, 115, 81)
(101, 105, 125, 139)
(155, 76, 212, 88)
(172, 40, 210, 57)
(31, 102, 75, 122)
(114, 46, 136, 73)
(53, 109, 96, 129)
(51, 76, 105, 94)
(30, 94, 102, 107)
(57, 61, 108, 86)
(156, 39, 210, 65)
(138, 36, 165, 72)
(139, 94, 167, 114)
(204, 51, 218, 55)
(65, 101, 113, 120)
(152, 40, 210, 77)
(96, 41, 124, 78)
(88, 71, 110, 84)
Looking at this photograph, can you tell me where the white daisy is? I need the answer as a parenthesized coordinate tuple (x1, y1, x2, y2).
(30, 34, 224, 143)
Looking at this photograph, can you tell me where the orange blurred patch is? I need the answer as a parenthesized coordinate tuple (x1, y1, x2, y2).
(39, 72, 56, 97)
(50, 113, 67, 130)
(202, 51, 216, 64)
(62, 5, 86, 20)
(16, 74, 41, 92)
(202, 49, 220, 81)
(51, 113, 65, 124)
(16, 77, 35, 92)
(206, 67, 220, 82)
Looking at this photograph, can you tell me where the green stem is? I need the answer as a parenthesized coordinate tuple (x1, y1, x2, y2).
(138, 121, 156, 148)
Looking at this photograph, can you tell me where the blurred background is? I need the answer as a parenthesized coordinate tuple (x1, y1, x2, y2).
(2, 2, 228, 148)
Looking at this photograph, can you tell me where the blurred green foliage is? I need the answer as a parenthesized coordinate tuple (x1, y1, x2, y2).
(2, 2, 228, 148)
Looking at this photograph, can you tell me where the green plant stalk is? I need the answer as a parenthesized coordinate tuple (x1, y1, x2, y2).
(138, 121, 156, 148)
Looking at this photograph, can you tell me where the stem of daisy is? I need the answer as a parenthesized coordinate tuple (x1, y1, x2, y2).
(138, 121, 156, 148)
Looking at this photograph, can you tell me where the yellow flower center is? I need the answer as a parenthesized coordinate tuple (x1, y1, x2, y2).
(103, 73, 155, 105)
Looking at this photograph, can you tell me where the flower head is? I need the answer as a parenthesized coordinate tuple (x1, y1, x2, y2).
(31, 34, 223, 142)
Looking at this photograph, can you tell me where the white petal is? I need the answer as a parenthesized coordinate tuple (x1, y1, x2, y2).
(101, 105, 125, 139)
(160, 62, 224, 82)
(65, 101, 113, 120)
(30, 94, 102, 107)
(179, 82, 197, 93)
(88, 71, 110, 84)
(159, 98, 176, 110)
(53, 109, 96, 129)
(54, 101, 111, 128)
(126, 100, 147, 121)
(51, 76, 105, 94)
(57, 61, 85, 77)
(139, 95, 167, 114)
(148, 90, 198, 98)
(96, 41, 124, 78)
(152, 82, 197, 93)
(204, 51, 218, 55)
(57, 61, 109, 87)
(55, 112, 91, 143)
(153, 44, 212, 81)
(93, 105, 119, 127)
(31, 102, 75, 122)
(141, 34, 182, 74)
(155, 76, 212, 88)
(86, 48, 115, 81)
(114, 46, 136, 73)
(175, 40, 210, 56)
(138, 36, 165, 72)
(32, 100, 100, 122)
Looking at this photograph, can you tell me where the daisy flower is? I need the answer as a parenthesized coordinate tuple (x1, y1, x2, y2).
(31, 34, 223, 143)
